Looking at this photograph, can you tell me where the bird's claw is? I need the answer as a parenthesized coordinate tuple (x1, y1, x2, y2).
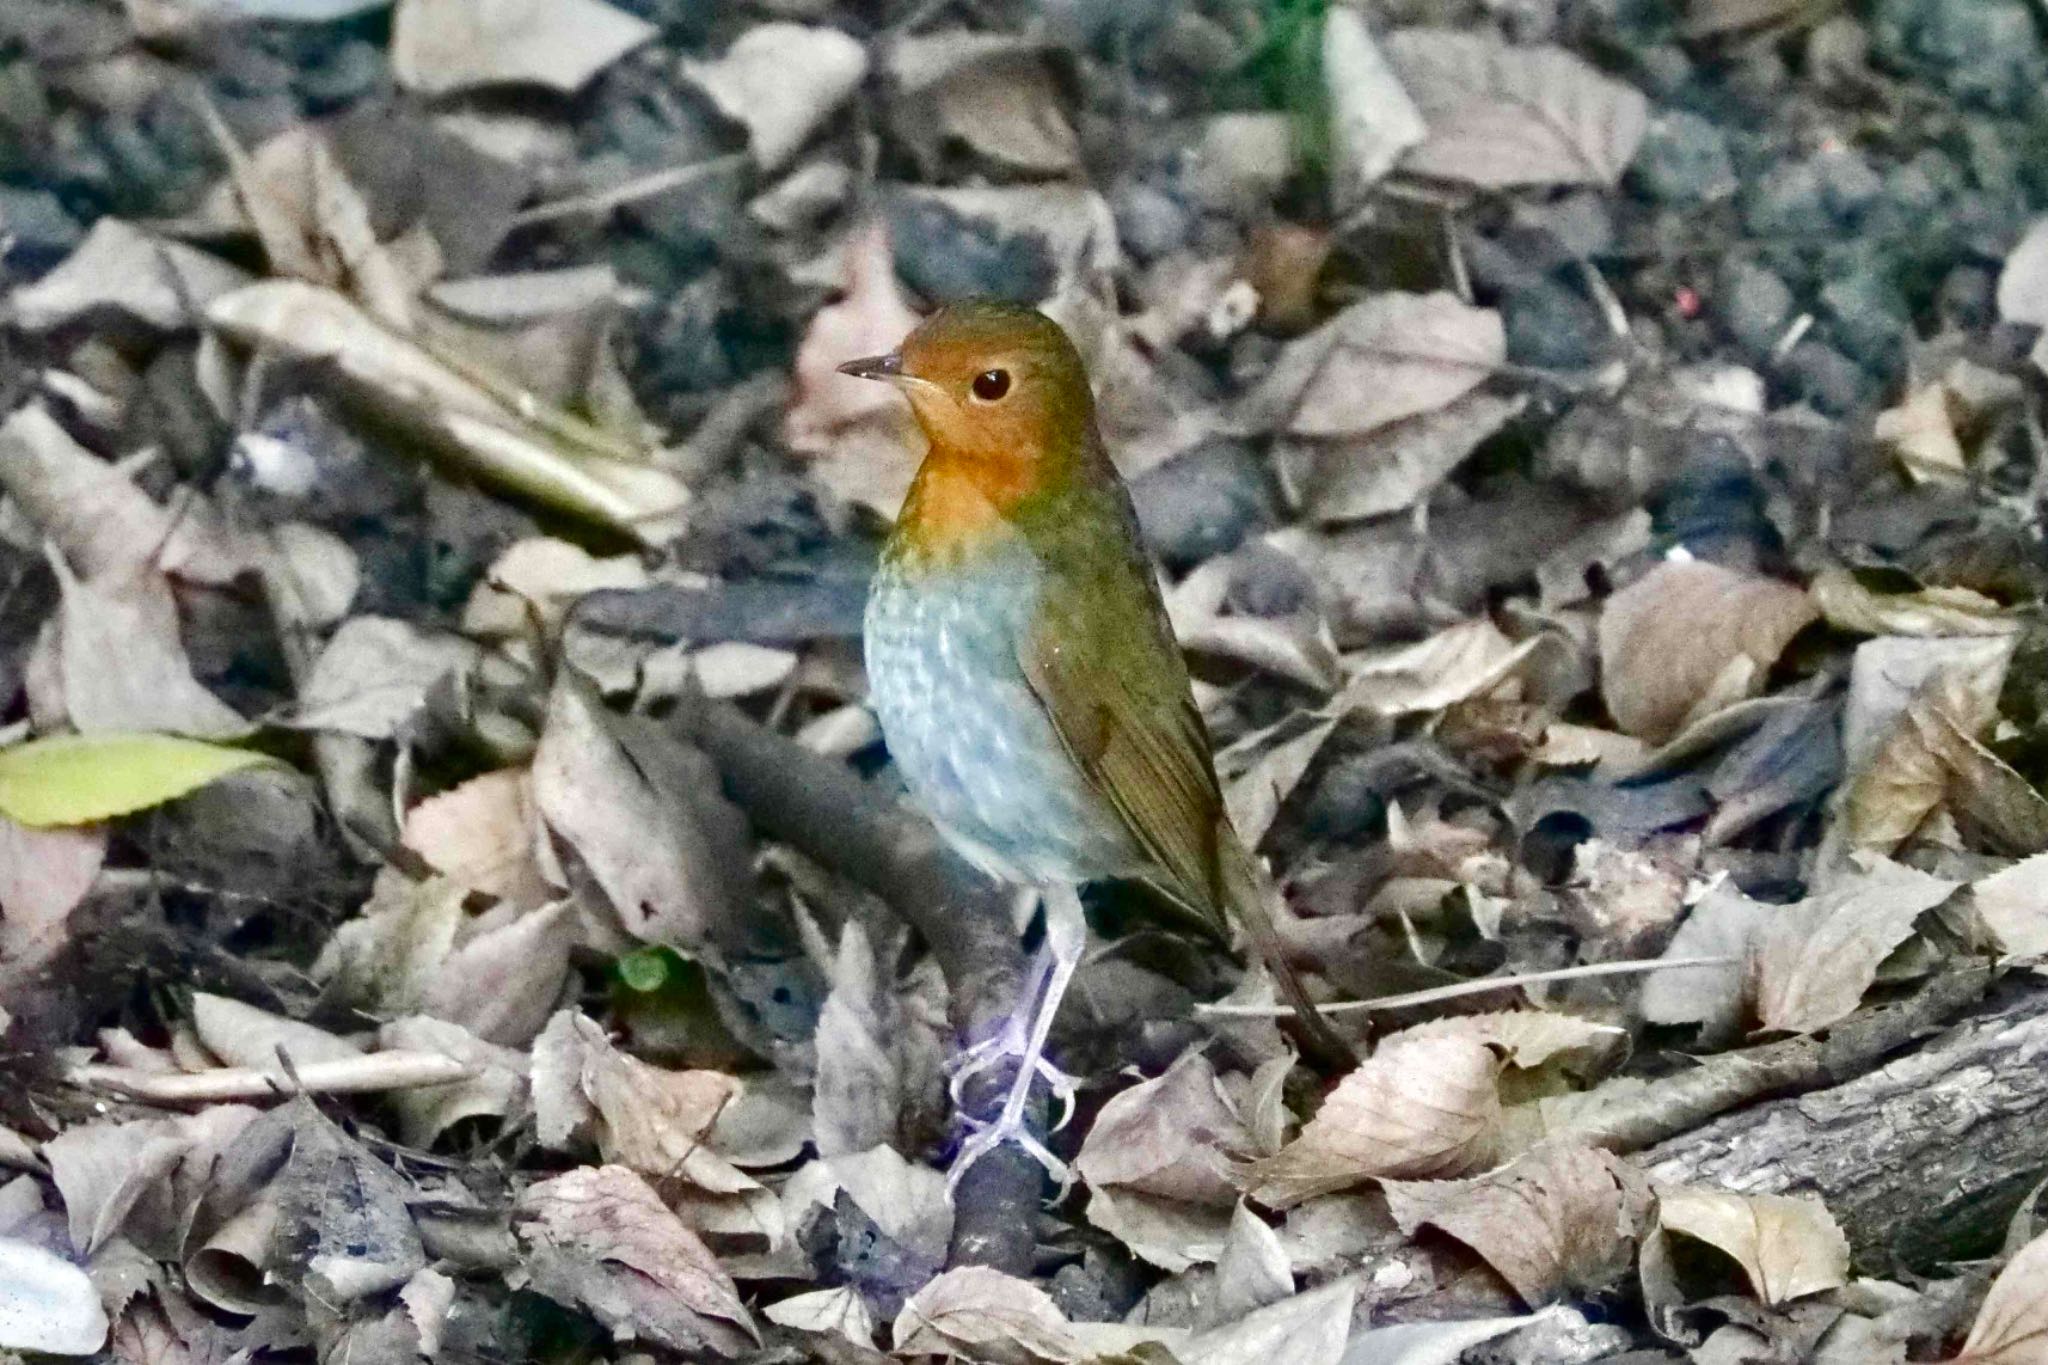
(948, 1108, 1072, 1197)
(947, 1028, 1077, 1132)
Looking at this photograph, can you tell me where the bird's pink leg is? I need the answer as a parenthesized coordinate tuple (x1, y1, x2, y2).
(948, 885, 1087, 1193)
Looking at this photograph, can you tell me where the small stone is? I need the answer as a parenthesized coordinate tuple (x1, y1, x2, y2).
(1937, 264, 1996, 331)
(1813, 147, 1884, 225)
(1226, 542, 1314, 618)
(1505, 192, 1615, 267)
(1631, 110, 1735, 204)
(1920, 1, 2047, 113)
(0, 186, 82, 270)
(298, 38, 386, 113)
(888, 193, 1056, 304)
(1777, 339, 1874, 416)
(1504, 278, 1612, 373)
(1130, 438, 1275, 569)
(1716, 256, 1795, 358)
(1819, 268, 1910, 371)
(1110, 179, 1191, 263)
(1743, 158, 1832, 239)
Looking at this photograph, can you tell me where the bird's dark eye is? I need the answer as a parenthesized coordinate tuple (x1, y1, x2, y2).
(971, 369, 1012, 402)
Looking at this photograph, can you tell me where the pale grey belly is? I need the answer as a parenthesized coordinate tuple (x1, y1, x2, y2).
(863, 557, 1140, 888)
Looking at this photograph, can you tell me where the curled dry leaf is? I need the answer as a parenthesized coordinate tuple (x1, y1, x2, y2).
(1287, 392, 1526, 525)
(1219, 716, 1339, 851)
(1753, 856, 1957, 1035)
(206, 281, 688, 544)
(1952, 1227, 2048, 1364)
(460, 537, 649, 642)
(1876, 383, 1967, 485)
(1384, 28, 1650, 189)
(888, 32, 1080, 175)
(191, 993, 362, 1074)
(1215, 1201, 1294, 1321)
(1642, 879, 1773, 1038)
(1235, 291, 1504, 440)
(1382, 1143, 1649, 1306)
(812, 918, 942, 1158)
(1997, 218, 2048, 329)
(391, 0, 654, 95)
(1246, 1035, 1502, 1208)
(1390, 1011, 1625, 1078)
(684, 24, 867, 173)
(1811, 569, 2017, 640)
(1073, 1051, 1258, 1271)
(1649, 1185, 1850, 1307)
(1598, 560, 1817, 744)
(516, 1165, 756, 1356)
(785, 221, 926, 520)
(44, 1107, 258, 1259)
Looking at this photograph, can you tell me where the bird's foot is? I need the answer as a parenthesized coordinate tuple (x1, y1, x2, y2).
(949, 1103, 1071, 1197)
(946, 1020, 1077, 1134)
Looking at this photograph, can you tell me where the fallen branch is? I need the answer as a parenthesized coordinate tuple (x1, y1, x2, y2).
(69, 1050, 475, 1103)
(670, 696, 1041, 1275)
(1640, 970, 2048, 1271)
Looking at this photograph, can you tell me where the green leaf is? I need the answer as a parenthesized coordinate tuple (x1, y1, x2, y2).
(0, 732, 277, 828)
(615, 946, 674, 993)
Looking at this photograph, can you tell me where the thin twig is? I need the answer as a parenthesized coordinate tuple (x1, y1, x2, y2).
(1195, 956, 1738, 1018)
(69, 1051, 476, 1104)
(510, 155, 747, 228)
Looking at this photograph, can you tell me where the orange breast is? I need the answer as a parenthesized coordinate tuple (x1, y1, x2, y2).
(892, 449, 1038, 566)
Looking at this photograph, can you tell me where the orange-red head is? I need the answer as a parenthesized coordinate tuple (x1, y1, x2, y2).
(839, 301, 1095, 492)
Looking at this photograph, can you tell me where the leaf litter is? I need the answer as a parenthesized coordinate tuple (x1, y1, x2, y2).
(0, 0, 2046, 1361)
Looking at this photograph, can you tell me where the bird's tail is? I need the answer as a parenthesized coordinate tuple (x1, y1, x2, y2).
(1216, 824, 1354, 1070)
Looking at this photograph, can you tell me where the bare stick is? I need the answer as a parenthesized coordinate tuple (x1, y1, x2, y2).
(70, 1051, 476, 1103)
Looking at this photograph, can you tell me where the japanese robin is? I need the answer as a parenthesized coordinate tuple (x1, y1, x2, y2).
(842, 301, 1349, 1185)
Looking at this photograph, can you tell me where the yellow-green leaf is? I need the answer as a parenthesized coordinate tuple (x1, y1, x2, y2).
(0, 732, 276, 828)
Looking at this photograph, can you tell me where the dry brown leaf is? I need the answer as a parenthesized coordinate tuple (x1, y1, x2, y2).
(1952, 1227, 2048, 1363)
(1219, 717, 1340, 851)
(892, 1266, 1086, 1364)
(291, 616, 481, 739)
(50, 560, 248, 739)
(401, 768, 552, 906)
(516, 1164, 756, 1355)
(191, 993, 363, 1073)
(1389, 1011, 1624, 1076)
(1752, 857, 1957, 1035)
(1384, 1143, 1648, 1305)
(460, 537, 649, 641)
(1651, 1186, 1850, 1306)
(7, 219, 250, 333)
(391, 0, 654, 95)
(812, 918, 941, 1157)
(0, 816, 105, 982)
(1598, 560, 1817, 743)
(1968, 854, 2048, 959)
(683, 24, 867, 172)
(1322, 6, 1426, 210)
(377, 1015, 527, 1148)
(1336, 617, 1544, 719)
(1384, 28, 1650, 189)
(1288, 392, 1526, 524)
(1178, 1277, 1355, 1365)
(1810, 570, 2018, 639)
(1215, 1201, 1294, 1321)
(206, 280, 688, 543)
(1246, 1035, 1502, 1208)
(1642, 879, 1773, 1038)
(1840, 651, 2031, 855)
(1236, 291, 1503, 439)
(1997, 218, 2048, 329)
(1875, 383, 1967, 485)
(889, 32, 1079, 175)
(0, 405, 250, 585)
(530, 676, 747, 953)
(785, 221, 925, 519)
(763, 1286, 876, 1346)
(1074, 1051, 1256, 1270)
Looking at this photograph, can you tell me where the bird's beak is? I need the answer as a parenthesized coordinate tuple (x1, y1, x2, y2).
(837, 352, 903, 382)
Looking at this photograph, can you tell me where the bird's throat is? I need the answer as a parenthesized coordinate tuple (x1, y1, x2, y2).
(888, 447, 1040, 567)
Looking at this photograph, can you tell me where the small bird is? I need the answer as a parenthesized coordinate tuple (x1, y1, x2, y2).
(841, 301, 1349, 1185)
